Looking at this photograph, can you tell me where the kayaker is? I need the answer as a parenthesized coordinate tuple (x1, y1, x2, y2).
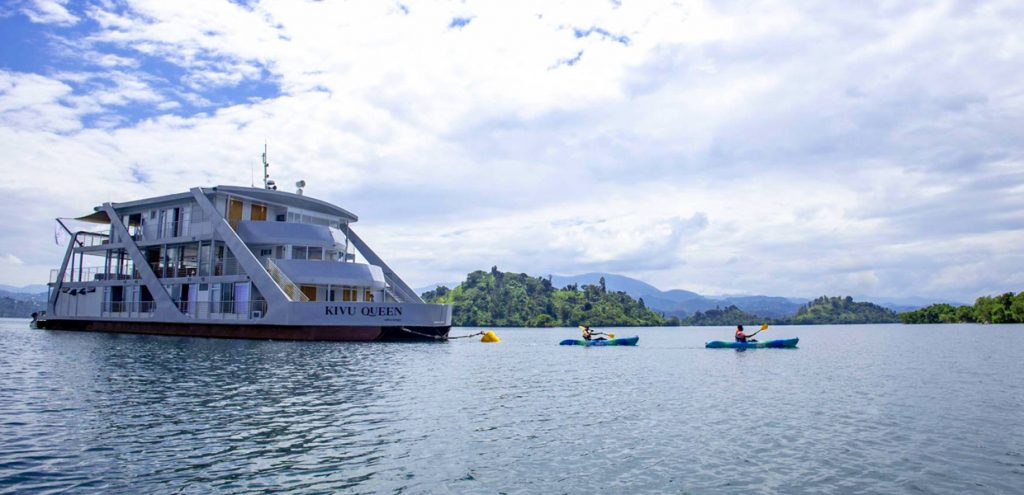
(581, 325, 607, 341)
(735, 325, 757, 343)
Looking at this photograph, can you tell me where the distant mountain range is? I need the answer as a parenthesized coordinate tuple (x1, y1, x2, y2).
(0, 284, 48, 294)
(0, 288, 47, 318)
(548, 273, 807, 318)
(420, 271, 964, 319)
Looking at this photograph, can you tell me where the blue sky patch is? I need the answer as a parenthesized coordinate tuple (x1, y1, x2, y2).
(130, 164, 150, 184)
(552, 50, 584, 69)
(573, 26, 630, 46)
(449, 17, 472, 29)
(0, 4, 282, 128)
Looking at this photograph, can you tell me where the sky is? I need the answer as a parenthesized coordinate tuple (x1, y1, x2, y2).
(1, 0, 1022, 302)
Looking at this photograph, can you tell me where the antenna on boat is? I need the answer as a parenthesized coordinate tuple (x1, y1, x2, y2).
(296, 180, 305, 195)
(262, 142, 277, 190)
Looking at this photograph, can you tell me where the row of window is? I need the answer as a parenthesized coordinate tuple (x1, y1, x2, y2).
(300, 285, 375, 302)
(258, 246, 334, 261)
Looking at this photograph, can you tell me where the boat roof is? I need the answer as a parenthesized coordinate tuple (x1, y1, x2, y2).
(212, 186, 358, 222)
(80, 186, 358, 223)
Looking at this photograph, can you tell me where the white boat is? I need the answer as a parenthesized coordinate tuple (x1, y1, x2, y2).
(33, 183, 451, 341)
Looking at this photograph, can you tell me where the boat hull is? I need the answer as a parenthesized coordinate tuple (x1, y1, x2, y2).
(705, 338, 799, 349)
(31, 318, 449, 342)
(559, 336, 639, 346)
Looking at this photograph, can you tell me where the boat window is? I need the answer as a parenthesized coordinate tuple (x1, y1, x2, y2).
(217, 283, 234, 313)
(300, 285, 317, 301)
(198, 242, 211, 277)
(227, 198, 244, 229)
(308, 247, 323, 260)
(251, 204, 267, 222)
(293, 246, 307, 260)
(364, 289, 374, 302)
(286, 210, 336, 227)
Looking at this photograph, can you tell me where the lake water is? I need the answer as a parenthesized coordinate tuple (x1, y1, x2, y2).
(1, 319, 1022, 494)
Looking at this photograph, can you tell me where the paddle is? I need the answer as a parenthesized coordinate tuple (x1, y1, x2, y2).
(748, 323, 768, 338)
(578, 325, 615, 339)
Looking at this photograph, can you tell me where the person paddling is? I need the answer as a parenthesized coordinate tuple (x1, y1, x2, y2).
(735, 324, 758, 343)
(581, 325, 607, 341)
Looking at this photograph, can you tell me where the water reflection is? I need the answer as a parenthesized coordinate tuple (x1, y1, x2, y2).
(2, 322, 1023, 494)
(0, 327, 446, 493)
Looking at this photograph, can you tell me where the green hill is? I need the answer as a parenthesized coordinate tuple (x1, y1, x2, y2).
(674, 296, 899, 326)
(679, 305, 764, 326)
(421, 267, 665, 327)
(899, 291, 1024, 324)
(786, 296, 899, 324)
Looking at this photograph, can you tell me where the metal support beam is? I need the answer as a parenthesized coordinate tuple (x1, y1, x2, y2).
(346, 227, 423, 303)
(189, 188, 290, 313)
(103, 204, 182, 321)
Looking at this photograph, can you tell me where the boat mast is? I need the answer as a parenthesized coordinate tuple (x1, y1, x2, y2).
(262, 143, 276, 190)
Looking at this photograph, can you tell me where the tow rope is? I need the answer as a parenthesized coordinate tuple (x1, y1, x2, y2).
(397, 327, 498, 342)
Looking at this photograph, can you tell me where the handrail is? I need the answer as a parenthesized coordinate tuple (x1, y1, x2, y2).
(265, 258, 310, 302)
(100, 300, 269, 320)
(74, 231, 110, 248)
(51, 266, 138, 283)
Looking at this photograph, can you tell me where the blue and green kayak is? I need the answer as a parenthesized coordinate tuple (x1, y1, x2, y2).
(560, 336, 639, 346)
(705, 338, 799, 349)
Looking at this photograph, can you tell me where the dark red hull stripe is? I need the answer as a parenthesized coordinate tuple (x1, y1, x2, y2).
(33, 319, 451, 342)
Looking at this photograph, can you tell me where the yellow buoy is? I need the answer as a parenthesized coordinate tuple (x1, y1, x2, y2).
(481, 330, 500, 343)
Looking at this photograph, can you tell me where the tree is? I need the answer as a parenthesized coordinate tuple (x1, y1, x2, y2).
(1012, 292, 1024, 323)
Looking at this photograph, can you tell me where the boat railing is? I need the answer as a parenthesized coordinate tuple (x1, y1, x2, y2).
(51, 266, 134, 283)
(54, 229, 110, 250)
(174, 299, 269, 320)
(99, 300, 270, 320)
(101, 300, 158, 316)
(149, 265, 200, 279)
(265, 258, 310, 302)
(73, 231, 110, 248)
(212, 257, 241, 276)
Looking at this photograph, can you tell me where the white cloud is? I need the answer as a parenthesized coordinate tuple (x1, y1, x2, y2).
(0, 72, 80, 132)
(0, 0, 1022, 302)
(21, 0, 78, 26)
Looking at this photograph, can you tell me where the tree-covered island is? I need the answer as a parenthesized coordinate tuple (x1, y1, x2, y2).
(421, 267, 663, 327)
(899, 291, 1024, 324)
